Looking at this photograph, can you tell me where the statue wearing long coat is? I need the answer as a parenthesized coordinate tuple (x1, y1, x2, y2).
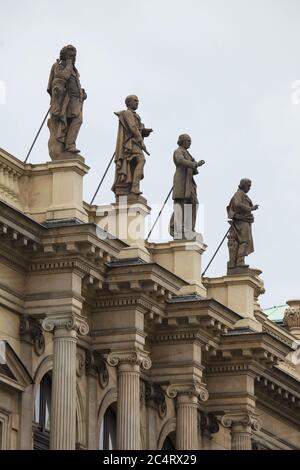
(169, 146, 199, 238)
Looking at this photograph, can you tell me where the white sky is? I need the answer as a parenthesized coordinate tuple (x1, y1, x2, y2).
(1, 0, 300, 308)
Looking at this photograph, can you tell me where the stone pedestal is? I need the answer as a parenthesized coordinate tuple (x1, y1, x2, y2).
(108, 351, 151, 450)
(148, 234, 207, 296)
(20, 157, 89, 223)
(93, 195, 151, 262)
(42, 314, 89, 450)
(203, 270, 265, 331)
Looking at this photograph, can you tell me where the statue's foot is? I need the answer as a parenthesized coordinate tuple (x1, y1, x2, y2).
(66, 146, 81, 154)
(131, 185, 142, 195)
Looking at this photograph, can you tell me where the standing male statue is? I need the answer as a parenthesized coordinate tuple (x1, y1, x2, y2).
(227, 178, 259, 272)
(169, 134, 205, 239)
(47, 45, 87, 160)
(112, 95, 153, 196)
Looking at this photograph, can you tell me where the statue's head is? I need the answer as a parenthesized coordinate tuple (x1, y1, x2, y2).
(239, 178, 252, 193)
(177, 134, 192, 149)
(60, 45, 77, 64)
(125, 95, 139, 111)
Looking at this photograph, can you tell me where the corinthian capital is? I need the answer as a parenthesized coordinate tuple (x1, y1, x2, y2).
(107, 350, 152, 370)
(42, 314, 89, 336)
(166, 382, 209, 402)
(221, 411, 261, 431)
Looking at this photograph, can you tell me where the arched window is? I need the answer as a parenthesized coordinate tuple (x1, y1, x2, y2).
(162, 432, 176, 450)
(99, 406, 116, 450)
(33, 372, 52, 449)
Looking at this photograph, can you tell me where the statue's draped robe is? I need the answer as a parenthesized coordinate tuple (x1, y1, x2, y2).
(112, 109, 145, 192)
(227, 189, 254, 255)
(47, 60, 84, 147)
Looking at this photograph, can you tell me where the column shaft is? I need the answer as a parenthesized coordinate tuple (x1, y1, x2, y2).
(117, 363, 140, 450)
(50, 328, 77, 450)
(231, 427, 252, 450)
(176, 395, 198, 450)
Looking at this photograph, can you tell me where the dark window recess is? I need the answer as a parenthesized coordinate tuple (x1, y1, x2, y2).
(99, 406, 117, 450)
(33, 372, 52, 450)
(162, 433, 176, 450)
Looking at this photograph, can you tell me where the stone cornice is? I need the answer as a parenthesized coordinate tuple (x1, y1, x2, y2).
(107, 350, 152, 370)
(0, 199, 43, 240)
(166, 382, 209, 402)
(106, 262, 187, 295)
(262, 323, 296, 348)
(42, 313, 89, 335)
(219, 331, 293, 364)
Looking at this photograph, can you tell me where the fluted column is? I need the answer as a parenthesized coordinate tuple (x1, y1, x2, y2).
(221, 412, 261, 450)
(108, 351, 151, 450)
(42, 315, 89, 450)
(167, 383, 209, 450)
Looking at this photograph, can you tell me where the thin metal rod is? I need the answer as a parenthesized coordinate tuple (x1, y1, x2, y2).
(24, 108, 50, 163)
(90, 152, 115, 205)
(146, 186, 173, 241)
(202, 226, 231, 277)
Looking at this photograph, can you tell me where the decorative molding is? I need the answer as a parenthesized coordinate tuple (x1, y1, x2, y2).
(29, 259, 90, 275)
(42, 314, 89, 336)
(206, 363, 250, 374)
(143, 382, 167, 419)
(95, 296, 154, 312)
(85, 350, 109, 389)
(107, 350, 152, 370)
(19, 314, 45, 356)
(166, 382, 209, 402)
(221, 412, 261, 431)
(255, 375, 300, 407)
(76, 352, 85, 377)
(199, 411, 220, 435)
(152, 331, 201, 342)
(262, 325, 295, 348)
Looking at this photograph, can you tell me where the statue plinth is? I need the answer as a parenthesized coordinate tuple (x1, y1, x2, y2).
(21, 157, 89, 224)
(147, 234, 207, 297)
(92, 194, 151, 262)
(203, 269, 265, 332)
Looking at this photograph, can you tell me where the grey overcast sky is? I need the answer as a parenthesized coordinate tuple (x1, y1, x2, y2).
(1, 0, 300, 308)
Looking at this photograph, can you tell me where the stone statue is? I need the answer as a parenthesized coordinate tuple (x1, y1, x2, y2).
(169, 134, 205, 240)
(227, 178, 259, 273)
(47, 45, 87, 160)
(112, 95, 153, 196)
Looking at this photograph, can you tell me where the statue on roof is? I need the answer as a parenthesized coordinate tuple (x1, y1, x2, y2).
(227, 178, 259, 274)
(112, 95, 153, 197)
(169, 134, 205, 240)
(47, 45, 87, 160)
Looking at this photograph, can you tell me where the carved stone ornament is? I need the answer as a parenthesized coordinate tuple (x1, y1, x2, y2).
(42, 314, 89, 336)
(166, 382, 209, 402)
(144, 382, 167, 419)
(199, 411, 220, 435)
(284, 301, 300, 329)
(76, 352, 85, 377)
(85, 350, 109, 389)
(221, 412, 261, 431)
(107, 350, 152, 370)
(19, 314, 45, 356)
